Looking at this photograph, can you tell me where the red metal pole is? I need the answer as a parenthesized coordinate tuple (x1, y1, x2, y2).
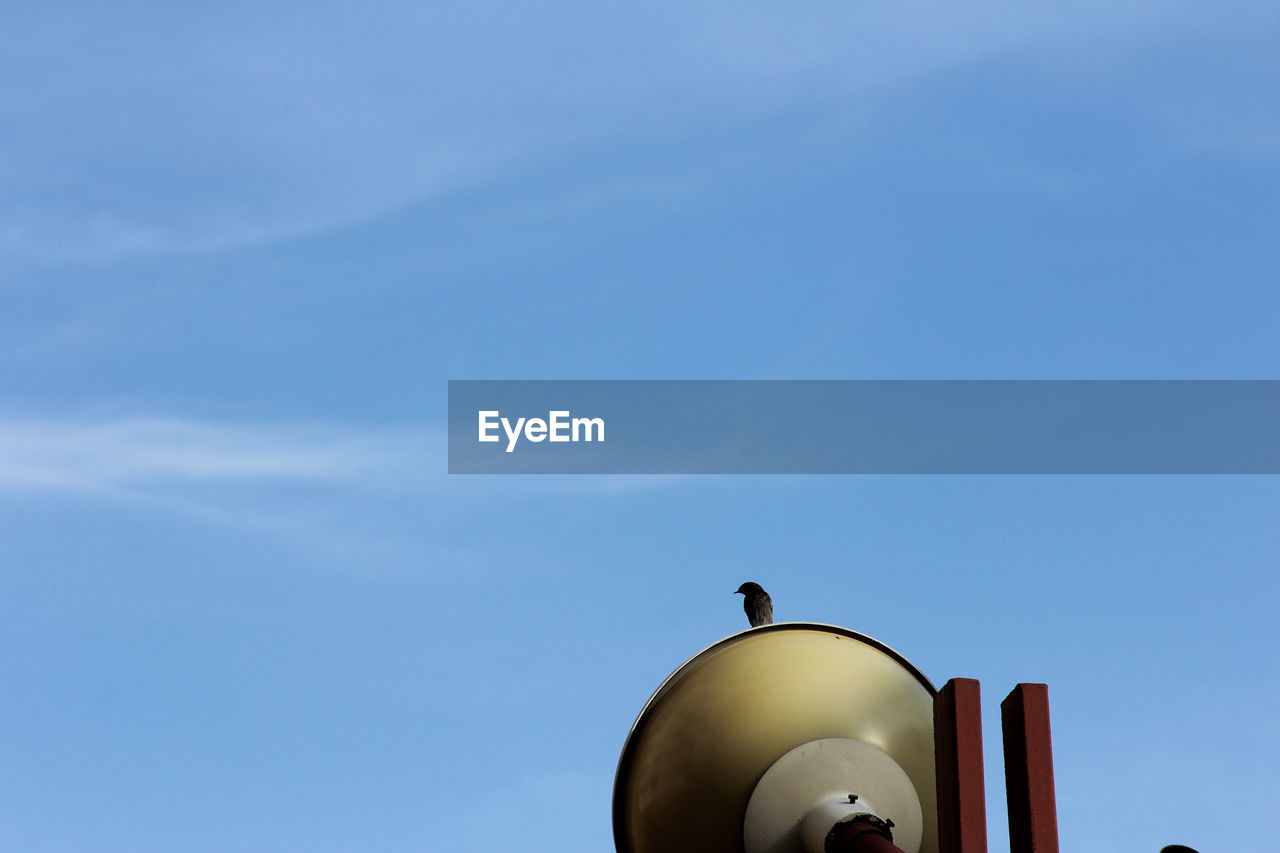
(1001, 684, 1059, 853)
(934, 678, 988, 853)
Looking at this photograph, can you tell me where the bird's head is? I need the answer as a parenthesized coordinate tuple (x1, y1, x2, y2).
(734, 582, 764, 596)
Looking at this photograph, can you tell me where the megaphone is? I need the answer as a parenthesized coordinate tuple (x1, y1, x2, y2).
(613, 623, 938, 853)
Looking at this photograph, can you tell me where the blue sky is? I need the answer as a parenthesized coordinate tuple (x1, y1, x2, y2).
(2, 3, 1278, 852)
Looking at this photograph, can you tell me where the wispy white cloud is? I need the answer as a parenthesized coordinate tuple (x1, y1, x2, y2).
(0, 416, 453, 569)
(0, 415, 681, 501)
(0, 414, 684, 573)
(0, 416, 442, 494)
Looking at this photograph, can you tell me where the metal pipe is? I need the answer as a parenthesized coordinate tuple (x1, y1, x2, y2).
(825, 815, 908, 853)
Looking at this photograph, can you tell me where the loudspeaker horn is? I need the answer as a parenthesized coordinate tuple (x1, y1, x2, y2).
(613, 623, 938, 853)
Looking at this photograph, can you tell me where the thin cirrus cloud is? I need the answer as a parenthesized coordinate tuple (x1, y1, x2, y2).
(2, 2, 1271, 262)
(0, 416, 442, 496)
(0, 414, 684, 566)
(0, 415, 677, 510)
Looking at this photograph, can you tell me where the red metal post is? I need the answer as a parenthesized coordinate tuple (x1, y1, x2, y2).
(934, 678, 988, 853)
(1001, 684, 1060, 853)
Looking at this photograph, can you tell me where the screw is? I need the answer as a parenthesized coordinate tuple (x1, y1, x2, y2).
(847, 794, 858, 804)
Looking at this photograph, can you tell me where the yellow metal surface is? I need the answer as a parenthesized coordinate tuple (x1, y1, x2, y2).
(613, 623, 938, 853)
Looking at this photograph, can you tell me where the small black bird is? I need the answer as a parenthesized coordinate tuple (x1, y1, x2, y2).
(734, 581, 773, 628)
